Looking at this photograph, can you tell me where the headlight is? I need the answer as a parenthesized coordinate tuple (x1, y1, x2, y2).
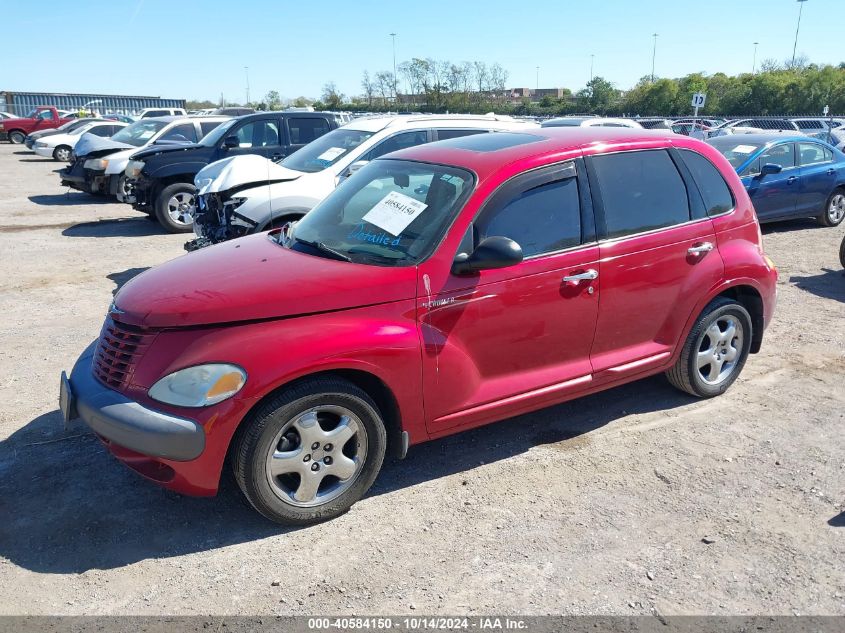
(195, 176, 213, 190)
(126, 160, 145, 179)
(35, 141, 47, 148)
(84, 158, 109, 170)
(148, 363, 246, 408)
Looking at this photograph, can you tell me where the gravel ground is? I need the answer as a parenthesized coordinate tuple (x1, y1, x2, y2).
(0, 143, 842, 616)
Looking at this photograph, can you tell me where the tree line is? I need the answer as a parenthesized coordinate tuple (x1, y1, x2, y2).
(193, 57, 845, 117)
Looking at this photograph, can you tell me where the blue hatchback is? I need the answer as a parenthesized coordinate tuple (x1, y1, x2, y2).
(707, 133, 845, 226)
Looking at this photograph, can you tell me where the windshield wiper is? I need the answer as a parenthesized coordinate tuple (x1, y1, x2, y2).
(293, 237, 352, 262)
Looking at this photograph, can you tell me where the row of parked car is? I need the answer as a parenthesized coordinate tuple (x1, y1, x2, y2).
(32, 103, 843, 525)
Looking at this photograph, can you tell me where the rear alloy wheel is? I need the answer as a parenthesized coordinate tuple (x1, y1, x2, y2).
(818, 189, 845, 227)
(8, 130, 25, 144)
(155, 183, 196, 233)
(233, 377, 387, 525)
(839, 234, 845, 269)
(666, 297, 752, 398)
(52, 145, 71, 162)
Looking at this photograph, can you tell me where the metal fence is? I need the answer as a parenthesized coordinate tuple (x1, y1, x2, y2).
(0, 91, 185, 117)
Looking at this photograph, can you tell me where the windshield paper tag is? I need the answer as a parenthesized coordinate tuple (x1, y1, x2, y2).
(733, 144, 756, 154)
(316, 147, 346, 162)
(362, 191, 428, 236)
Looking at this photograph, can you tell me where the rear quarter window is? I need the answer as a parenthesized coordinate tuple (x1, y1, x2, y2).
(679, 149, 735, 216)
(591, 149, 691, 239)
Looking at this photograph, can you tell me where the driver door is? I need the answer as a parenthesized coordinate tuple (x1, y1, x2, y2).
(418, 160, 600, 435)
(742, 142, 799, 221)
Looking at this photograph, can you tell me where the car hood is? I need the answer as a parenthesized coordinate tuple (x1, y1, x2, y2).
(31, 129, 61, 140)
(130, 142, 204, 161)
(74, 133, 135, 159)
(195, 155, 302, 195)
(113, 232, 418, 328)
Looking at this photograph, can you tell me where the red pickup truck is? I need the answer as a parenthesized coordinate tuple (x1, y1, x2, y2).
(0, 106, 74, 144)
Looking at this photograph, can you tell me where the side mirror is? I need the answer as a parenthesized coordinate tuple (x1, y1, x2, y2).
(346, 160, 368, 176)
(223, 135, 240, 149)
(760, 163, 783, 176)
(452, 236, 523, 275)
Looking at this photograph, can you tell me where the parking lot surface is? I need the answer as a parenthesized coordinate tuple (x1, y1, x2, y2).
(0, 143, 843, 615)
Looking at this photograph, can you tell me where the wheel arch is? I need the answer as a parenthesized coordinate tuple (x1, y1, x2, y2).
(714, 284, 765, 353)
(256, 207, 311, 231)
(228, 367, 407, 468)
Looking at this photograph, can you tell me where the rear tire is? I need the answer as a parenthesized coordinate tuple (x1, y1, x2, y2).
(155, 183, 195, 233)
(232, 377, 387, 525)
(666, 297, 752, 398)
(818, 188, 845, 227)
(53, 145, 71, 162)
(8, 130, 25, 144)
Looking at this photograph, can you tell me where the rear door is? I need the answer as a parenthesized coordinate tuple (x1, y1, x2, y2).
(795, 141, 836, 216)
(285, 116, 332, 159)
(586, 148, 724, 380)
(742, 142, 799, 221)
(419, 160, 601, 433)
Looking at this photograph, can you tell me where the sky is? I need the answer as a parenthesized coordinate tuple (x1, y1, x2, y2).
(3, 0, 842, 104)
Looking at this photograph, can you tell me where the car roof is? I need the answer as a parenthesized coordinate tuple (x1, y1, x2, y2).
(142, 115, 230, 123)
(343, 114, 532, 134)
(386, 127, 685, 180)
(707, 133, 813, 147)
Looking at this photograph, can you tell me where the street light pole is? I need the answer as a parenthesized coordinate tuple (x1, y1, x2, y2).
(590, 54, 594, 83)
(752, 42, 759, 74)
(390, 33, 397, 102)
(792, 0, 808, 67)
(651, 33, 658, 82)
(244, 66, 250, 106)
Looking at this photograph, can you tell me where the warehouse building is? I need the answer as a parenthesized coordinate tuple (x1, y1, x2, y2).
(0, 91, 185, 117)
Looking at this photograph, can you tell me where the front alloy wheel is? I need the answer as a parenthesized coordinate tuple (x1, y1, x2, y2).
(233, 377, 387, 525)
(155, 183, 196, 233)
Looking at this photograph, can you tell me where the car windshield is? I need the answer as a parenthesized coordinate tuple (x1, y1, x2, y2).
(199, 119, 238, 147)
(281, 128, 375, 173)
(288, 159, 474, 266)
(110, 120, 169, 147)
(708, 139, 764, 168)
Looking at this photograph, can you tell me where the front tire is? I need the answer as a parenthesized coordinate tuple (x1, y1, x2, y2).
(8, 130, 25, 144)
(53, 145, 71, 162)
(818, 188, 845, 227)
(155, 183, 196, 233)
(666, 297, 752, 398)
(839, 234, 845, 269)
(232, 377, 387, 525)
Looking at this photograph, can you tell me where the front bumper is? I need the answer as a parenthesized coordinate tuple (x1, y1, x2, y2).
(62, 343, 205, 462)
(127, 176, 153, 208)
(60, 160, 108, 194)
(33, 145, 53, 159)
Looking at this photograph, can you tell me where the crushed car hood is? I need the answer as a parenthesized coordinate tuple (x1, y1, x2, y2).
(113, 232, 417, 328)
(74, 133, 135, 159)
(195, 155, 302, 195)
(130, 142, 204, 161)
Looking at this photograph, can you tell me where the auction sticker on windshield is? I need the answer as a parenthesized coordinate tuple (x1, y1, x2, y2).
(733, 144, 756, 154)
(316, 147, 346, 163)
(362, 191, 428, 236)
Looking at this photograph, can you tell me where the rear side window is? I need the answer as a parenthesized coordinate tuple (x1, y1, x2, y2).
(679, 150, 734, 216)
(88, 125, 112, 137)
(797, 142, 830, 165)
(288, 117, 331, 144)
(477, 172, 581, 257)
(592, 150, 691, 239)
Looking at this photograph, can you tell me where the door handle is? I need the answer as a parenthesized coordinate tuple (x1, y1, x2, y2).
(687, 242, 714, 256)
(827, 168, 835, 175)
(787, 176, 797, 184)
(563, 269, 598, 283)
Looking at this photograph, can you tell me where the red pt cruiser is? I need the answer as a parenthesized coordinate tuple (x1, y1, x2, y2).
(61, 129, 777, 525)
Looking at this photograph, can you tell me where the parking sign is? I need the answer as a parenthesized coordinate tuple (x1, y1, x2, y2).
(691, 92, 706, 108)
